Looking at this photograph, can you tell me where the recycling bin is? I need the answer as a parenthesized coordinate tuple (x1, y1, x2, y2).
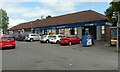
(82, 35, 93, 47)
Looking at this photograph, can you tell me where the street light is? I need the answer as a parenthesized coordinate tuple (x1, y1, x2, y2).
(112, 11, 120, 52)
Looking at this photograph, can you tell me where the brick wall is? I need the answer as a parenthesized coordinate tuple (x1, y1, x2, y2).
(101, 25, 111, 42)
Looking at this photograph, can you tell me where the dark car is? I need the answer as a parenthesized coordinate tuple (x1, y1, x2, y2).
(15, 32, 31, 41)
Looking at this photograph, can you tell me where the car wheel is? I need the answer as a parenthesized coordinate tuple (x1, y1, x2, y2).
(56, 40, 59, 44)
(79, 41, 81, 44)
(46, 40, 49, 43)
(30, 38, 34, 42)
(12, 46, 15, 49)
(69, 42, 72, 46)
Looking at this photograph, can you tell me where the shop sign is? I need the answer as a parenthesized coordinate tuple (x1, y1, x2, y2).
(84, 23, 95, 26)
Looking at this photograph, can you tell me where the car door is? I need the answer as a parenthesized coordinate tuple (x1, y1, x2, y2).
(34, 34, 38, 40)
(75, 36, 80, 43)
(31, 34, 36, 40)
(36, 35, 40, 40)
(72, 36, 77, 44)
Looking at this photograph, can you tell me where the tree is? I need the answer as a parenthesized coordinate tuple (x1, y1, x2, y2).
(0, 9, 9, 33)
(105, 1, 120, 26)
(46, 15, 52, 18)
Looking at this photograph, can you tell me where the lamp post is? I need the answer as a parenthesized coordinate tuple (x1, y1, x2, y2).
(112, 11, 120, 52)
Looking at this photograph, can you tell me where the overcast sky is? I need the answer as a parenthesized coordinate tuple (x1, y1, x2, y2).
(0, 0, 112, 28)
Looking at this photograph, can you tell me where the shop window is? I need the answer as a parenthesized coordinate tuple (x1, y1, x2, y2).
(101, 26, 105, 34)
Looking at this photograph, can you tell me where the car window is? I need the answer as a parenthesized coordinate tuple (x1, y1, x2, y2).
(31, 34, 37, 36)
(2, 37, 13, 40)
(26, 35, 29, 37)
(71, 35, 77, 38)
(58, 35, 65, 38)
(43, 35, 46, 38)
(50, 36, 56, 38)
(48, 35, 55, 38)
(66, 35, 77, 38)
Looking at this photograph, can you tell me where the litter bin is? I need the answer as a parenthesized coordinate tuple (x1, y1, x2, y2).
(82, 35, 93, 47)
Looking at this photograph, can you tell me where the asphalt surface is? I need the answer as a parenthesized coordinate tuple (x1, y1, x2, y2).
(1, 41, 118, 70)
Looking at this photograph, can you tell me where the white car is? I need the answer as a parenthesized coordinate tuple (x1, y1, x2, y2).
(40, 35, 52, 43)
(49, 34, 65, 44)
(25, 33, 41, 42)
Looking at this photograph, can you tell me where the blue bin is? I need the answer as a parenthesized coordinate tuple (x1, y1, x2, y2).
(82, 35, 93, 47)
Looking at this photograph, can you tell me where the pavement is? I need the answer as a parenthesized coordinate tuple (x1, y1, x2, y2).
(1, 40, 118, 70)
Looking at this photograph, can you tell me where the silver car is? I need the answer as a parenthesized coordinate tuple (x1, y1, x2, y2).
(40, 35, 53, 43)
(25, 33, 41, 42)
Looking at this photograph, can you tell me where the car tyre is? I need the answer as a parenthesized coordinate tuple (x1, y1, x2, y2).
(12, 46, 15, 49)
(30, 38, 34, 42)
(69, 42, 72, 46)
(56, 40, 59, 44)
(46, 40, 49, 43)
(79, 41, 81, 44)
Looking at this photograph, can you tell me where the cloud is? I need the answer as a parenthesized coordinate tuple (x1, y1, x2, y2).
(40, 0, 77, 12)
(8, 19, 27, 28)
(21, 8, 56, 18)
(1, 1, 78, 28)
(1, 0, 113, 2)
(0, 1, 109, 28)
(1, 2, 28, 15)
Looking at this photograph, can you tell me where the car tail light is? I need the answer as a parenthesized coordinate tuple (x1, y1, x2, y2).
(2, 41, 4, 43)
(13, 40, 15, 42)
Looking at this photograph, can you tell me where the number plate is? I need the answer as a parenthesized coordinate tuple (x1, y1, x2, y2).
(6, 45, 12, 46)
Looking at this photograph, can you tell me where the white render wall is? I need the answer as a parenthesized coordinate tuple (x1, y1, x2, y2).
(0, 28, 3, 36)
(77, 27, 82, 38)
(96, 26, 101, 40)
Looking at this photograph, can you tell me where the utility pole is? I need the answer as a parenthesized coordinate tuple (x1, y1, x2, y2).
(112, 11, 120, 52)
(117, 12, 120, 51)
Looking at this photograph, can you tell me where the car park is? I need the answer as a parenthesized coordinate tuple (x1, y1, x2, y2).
(25, 33, 41, 42)
(0, 36, 16, 49)
(49, 34, 65, 44)
(60, 35, 82, 46)
(40, 35, 52, 43)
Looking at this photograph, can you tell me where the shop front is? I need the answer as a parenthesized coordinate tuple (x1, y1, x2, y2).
(33, 20, 108, 40)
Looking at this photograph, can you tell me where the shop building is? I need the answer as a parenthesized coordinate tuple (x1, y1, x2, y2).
(8, 10, 111, 41)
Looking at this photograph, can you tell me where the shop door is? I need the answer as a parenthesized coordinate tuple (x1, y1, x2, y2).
(82, 26, 96, 39)
(70, 28, 75, 35)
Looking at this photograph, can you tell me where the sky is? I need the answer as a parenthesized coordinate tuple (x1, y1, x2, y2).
(0, 0, 112, 28)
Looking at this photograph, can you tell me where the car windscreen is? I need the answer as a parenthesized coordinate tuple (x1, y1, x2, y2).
(2, 37, 13, 40)
(66, 35, 77, 38)
(26, 35, 29, 37)
(58, 35, 65, 38)
(49, 36, 56, 38)
(42, 35, 47, 38)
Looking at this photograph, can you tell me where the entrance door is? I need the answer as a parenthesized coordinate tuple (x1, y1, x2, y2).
(70, 28, 75, 35)
(82, 26, 96, 39)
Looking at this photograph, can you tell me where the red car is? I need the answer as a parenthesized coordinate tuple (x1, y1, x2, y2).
(60, 35, 82, 45)
(0, 36, 16, 49)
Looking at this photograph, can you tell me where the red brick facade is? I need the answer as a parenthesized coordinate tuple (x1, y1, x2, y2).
(101, 25, 111, 42)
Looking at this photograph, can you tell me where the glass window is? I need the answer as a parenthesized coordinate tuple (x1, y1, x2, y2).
(49, 36, 56, 38)
(31, 34, 37, 36)
(2, 37, 13, 40)
(101, 26, 105, 34)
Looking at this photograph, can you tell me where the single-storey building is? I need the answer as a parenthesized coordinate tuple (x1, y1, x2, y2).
(9, 10, 111, 41)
